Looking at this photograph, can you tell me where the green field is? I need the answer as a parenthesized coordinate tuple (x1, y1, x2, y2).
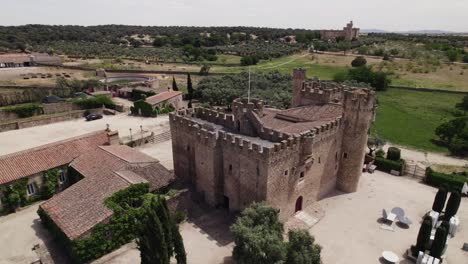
(212, 54, 348, 80)
(371, 88, 462, 152)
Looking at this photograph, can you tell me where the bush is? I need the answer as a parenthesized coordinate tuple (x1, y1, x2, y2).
(425, 167, 466, 192)
(240, 55, 260, 66)
(4, 103, 42, 118)
(375, 148, 385, 158)
(432, 187, 448, 213)
(374, 157, 405, 175)
(386, 147, 401, 161)
(445, 191, 461, 219)
(73, 95, 115, 109)
(430, 225, 448, 259)
(351, 56, 367, 67)
(173, 210, 187, 224)
(133, 100, 156, 117)
(412, 217, 432, 256)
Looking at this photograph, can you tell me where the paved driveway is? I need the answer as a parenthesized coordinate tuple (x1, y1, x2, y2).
(0, 203, 67, 264)
(0, 114, 170, 156)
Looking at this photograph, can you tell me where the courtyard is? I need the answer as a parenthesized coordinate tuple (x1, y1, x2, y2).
(0, 113, 169, 156)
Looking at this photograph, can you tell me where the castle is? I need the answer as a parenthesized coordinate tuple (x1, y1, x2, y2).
(169, 69, 374, 220)
(320, 21, 360, 41)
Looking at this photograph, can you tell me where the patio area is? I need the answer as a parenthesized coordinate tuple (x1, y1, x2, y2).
(309, 171, 467, 264)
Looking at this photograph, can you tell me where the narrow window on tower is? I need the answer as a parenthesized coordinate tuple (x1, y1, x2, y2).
(343, 152, 348, 159)
(229, 164, 232, 173)
(284, 169, 289, 176)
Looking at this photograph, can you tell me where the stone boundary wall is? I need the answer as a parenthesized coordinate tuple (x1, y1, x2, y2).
(388, 86, 468, 95)
(42, 102, 80, 114)
(0, 108, 102, 132)
(0, 86, 73, 107)
(48, 65, 230, 76)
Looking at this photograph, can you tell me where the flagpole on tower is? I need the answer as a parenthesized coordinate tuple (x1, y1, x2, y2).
(248, 66, 251, 103)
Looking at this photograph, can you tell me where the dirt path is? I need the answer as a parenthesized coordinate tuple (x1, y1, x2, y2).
(383, 144, 468, 168)
(257, 53, 309, 70)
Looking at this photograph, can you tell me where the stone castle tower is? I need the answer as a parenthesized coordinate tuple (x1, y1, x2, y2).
(170, 68, 375, 220)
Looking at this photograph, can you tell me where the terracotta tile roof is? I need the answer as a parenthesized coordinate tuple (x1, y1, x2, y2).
(40, 145, 174, 240)
(0, 131, 109, 185)
(260, 104, 343, 134)
(146, 91, 182, 105)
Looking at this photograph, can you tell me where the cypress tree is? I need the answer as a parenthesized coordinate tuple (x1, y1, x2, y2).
(187, 73, 193, 101)
(138, 197, 169, 264)
(412, 217, 432, 256)
(430, 225, 448, 259)
(173, 224, 187, 264)
(431, 187, 448, 213)
(172, 76, 179, 91)
(445, 191, 461, 220)
(155, 197, 174, 257)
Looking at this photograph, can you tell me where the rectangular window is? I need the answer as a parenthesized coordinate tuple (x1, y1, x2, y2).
(229, 164, 232, 172)
(284, 170, 288, 176)
(318, 157, 321, 164)
(300, 172, 305, 178)
(343, 153, 348, 159)
(59, 170, 66, 184)
(256, 167, 260, 176)
(27, 183, 35, 196)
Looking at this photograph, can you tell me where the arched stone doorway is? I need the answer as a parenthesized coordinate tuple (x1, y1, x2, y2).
(295, 196, 303, 213)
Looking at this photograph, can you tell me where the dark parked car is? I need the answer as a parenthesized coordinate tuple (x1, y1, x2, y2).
(85, 113, 103, 121)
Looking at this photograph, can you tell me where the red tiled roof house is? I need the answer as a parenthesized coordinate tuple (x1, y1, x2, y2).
(0, 130, 117, 211)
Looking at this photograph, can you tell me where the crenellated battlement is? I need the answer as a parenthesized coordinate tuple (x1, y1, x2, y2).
(232, 98, 265, 116)
(169, 113, 218, 146)
(343, 89, 375, 111)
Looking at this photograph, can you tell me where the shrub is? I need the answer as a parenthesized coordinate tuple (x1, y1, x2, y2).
(411, 217, 432, 256)
(431, 187, 448, 213)
(240, 55, 260, 66)
(73, 95, 115, 109)
(351, 56, 367, 67)
(425, 167, 465, 192)
(430, 225, 448, 259)
(374, 157, 405, 175)
(445, 191, 461, 219)
(173, 210, 187, 224)
(133, 100, 156, 117)
(386, 147, 401, 161)
(4, 103, 42, 118)
(375, 148, 385, 158)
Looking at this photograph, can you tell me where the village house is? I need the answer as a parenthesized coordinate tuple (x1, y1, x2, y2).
(169, 68, 375, 221)
(39, 145, 174, 240)
(145, 90, 183, 110)
(0, 53, 62, 68)
(0, 130, 118, 210)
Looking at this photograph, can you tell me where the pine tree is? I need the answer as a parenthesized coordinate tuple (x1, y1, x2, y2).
(172, 76, 179, 91)
(445, 191, 461, 220)
(138, 197, 169, 264)
(430, 225, 448, 259)
(431, 187, 447, 213)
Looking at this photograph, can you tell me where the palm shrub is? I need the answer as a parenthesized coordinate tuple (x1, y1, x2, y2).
(430, 225, 448, 259)
(431, 187, 448, 213)
(444, 191, 461, 220)
(411, 216, 432, 256)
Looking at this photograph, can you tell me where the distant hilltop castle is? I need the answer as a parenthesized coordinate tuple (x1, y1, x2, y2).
(169, 68, 375, 221)
(320, 21, 360, 41)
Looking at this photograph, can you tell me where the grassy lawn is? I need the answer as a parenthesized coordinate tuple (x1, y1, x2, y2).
(212, 54, 348, 80)
(371, 88, 461, 153)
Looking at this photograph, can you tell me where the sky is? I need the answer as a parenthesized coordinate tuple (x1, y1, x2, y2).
(1, 0, 467, 32)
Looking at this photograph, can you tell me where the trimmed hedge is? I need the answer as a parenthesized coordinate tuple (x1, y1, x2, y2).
(73, 95, 115, 110)
(375, 157, 405, 175)
(425, 167, 466, 192)
(4, 103, 42, 118)
(387, 147, 401, 161)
